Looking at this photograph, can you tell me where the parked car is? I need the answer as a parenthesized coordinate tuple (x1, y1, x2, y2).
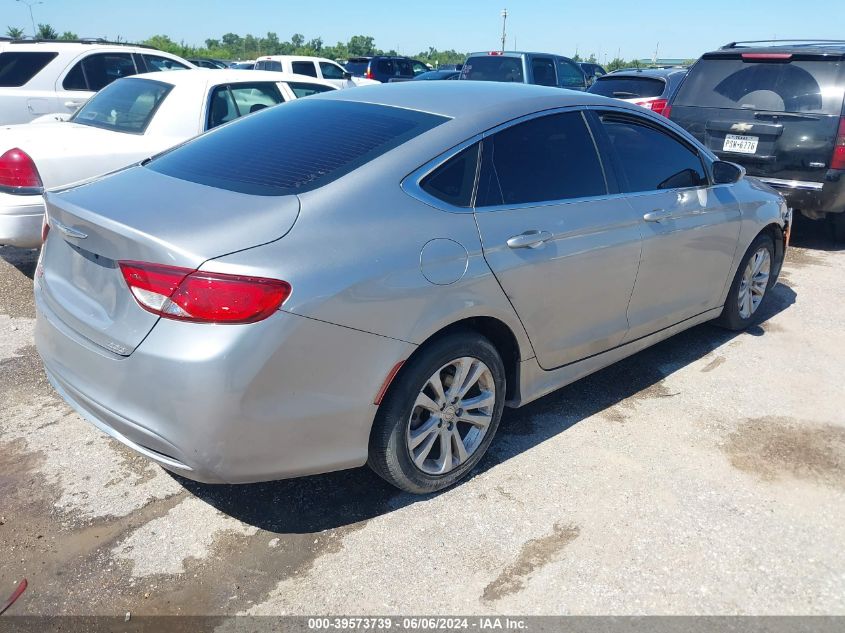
(229, 60, 256, 70)
(187, 58, 229, 69)
(0, 39, 194, 124)
(413, 70, 460, 81)
(437, 63, 463, 71)
(34, 82, 790, 494)
(578, 61, 607, 85)
(588, 67, 688, 116)
(668, 40, 845, 239)
(254, 55, 377, 89)
(0, 70, 336, 247)
(460, 51, 587, 90)
(344, 56, 430, 82)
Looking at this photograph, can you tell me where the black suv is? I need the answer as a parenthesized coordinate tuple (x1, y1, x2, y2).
(344, 56, 429, 82)
(668, 40, 845, 238)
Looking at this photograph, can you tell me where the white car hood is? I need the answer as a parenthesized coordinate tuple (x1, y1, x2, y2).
(1, 122, 172, 190)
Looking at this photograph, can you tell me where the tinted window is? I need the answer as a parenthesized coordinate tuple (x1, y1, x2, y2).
(462, 56, 524, 83)
(207, 82, 284, 129)
(411, 61, 429, 76)
(674, 57, 845, 115)
(143, 55, 189, 72)
(256, 60, 283, 72)
(0, 52, 58, 87)
(589, 76, 666, 98)
(531, 57, 556, 86)
(396, 60, 414, 77)
(320, 62, 346, 79)
(287, 81, 335, 98)
(557, 59, 586, 89)
(64, 52, 137, 91)
(148, 100, 448, 196)
(376, 60, 395, 75)
(420, 144, 479, 207)
(344, 60, 370, 76)
(476, 111, 606, 206)
(291, 61, 318, 77)
(71, 78, 171, 134)
(599, 115, 708, 192)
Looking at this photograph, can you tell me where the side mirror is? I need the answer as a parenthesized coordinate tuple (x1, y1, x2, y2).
(712, 160, 745, 185)
(342, 71, 353, 80)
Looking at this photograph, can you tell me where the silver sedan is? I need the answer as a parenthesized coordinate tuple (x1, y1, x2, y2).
(34, 81, 791, 493)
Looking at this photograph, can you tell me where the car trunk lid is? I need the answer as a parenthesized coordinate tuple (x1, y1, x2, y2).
(39, 165, 300, 355)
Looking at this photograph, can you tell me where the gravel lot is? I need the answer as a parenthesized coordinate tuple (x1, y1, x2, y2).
(1, 218, 843, 618)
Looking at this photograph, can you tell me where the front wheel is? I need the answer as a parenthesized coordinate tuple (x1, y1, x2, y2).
(716, 233, 776, 331)
(368, 331, 506, 494)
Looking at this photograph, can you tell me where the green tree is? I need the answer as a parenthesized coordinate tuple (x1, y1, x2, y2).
(290, 33, 305, 49)
(36, 23, 58, 40)
(59, 31, 78, 41)
(347, 35, 375, 56)
(606, 57, 629, 72)
(571, 52, 582, 62)
(142, 34, 181, 55)
(5, 26, 25, 39)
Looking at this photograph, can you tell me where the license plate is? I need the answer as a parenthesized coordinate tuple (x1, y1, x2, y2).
(723, 134, 759, 154)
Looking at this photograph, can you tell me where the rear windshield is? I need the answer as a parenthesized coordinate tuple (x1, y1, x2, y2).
(0, 51, 58, 87)
(674, 56, 845, 115)
(461, 56, 524, 83)
(71, 77, 171, 134)
(147, 99, 448, 196)
(345, 60, 369, 76)
(589, 76, 666, 99)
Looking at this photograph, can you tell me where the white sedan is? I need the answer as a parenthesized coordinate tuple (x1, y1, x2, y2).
(0, 69, 336, 247)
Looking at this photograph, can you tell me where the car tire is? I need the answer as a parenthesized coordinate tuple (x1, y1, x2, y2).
(368, 330, 506, 494)
(715, 233, 776, 331)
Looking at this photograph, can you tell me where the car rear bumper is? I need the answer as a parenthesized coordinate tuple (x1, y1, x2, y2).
(35, 286, 415, 484)
(0, 194, 45, 248)
(758, 170, 845, 216)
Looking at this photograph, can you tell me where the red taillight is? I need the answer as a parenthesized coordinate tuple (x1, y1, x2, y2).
(832, 117, 845, 171)
(742, 53, 792, 61)
(488, 51, 504, 56)
(0, 148, 43, 192)
(365, 67, 374, 80)
(634, 98, 669, 116)
(663, 104, 672, 119)
(119, 261, 291, 324)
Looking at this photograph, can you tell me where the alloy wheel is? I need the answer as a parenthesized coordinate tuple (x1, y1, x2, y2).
(738, 247, 771, 319)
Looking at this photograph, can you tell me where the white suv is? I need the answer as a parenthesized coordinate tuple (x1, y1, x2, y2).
(0, 39, 194, 124)
(253, 55, 378, 89)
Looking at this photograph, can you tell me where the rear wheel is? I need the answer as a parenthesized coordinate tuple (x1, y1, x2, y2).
(368, 331, 506, 494)
(716, 233, 775, 331)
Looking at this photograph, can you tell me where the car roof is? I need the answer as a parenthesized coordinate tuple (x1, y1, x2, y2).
(710, 40, 845, 57)
(0, 39, 160, 52)
(604, 67, 688, 78)
(130, 68, 337, 89)
(466, 51, 574, 59)
(256, 55, 338, 63)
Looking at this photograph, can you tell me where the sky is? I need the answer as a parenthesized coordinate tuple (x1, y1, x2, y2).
(5, 0, 844, 61)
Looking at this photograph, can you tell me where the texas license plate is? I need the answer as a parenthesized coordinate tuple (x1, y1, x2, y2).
(723, 134, 759, 154)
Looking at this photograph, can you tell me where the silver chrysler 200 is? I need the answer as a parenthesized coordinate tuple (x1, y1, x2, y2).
(35, 82, 791, 493)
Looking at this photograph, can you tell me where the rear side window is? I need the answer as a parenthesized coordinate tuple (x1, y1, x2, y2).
(599, 114, 708, 192)
(63, 52, 137, 91)
(395, 60, 413, 77)
(589, 76, 666, 98)
(674, 57, 845, 115)
(376, 59, 395, 75)
(142, 55, 189, 72)
(531, 57, 557, 86)
(420, 144, 480, 207)
(148, 100, 448, 196)
(70, 77, 171, 134)
(319, 62, 345, 79)
(287, 82, 335, 98)
(207, 82, 284, 129)
(0, 52, 58, 87)
(476, 111, 606, 206)
(291, 61, 318, 77)
(461, 56, 524, 83)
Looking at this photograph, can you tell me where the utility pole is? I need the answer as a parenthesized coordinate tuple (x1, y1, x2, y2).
(653, 42, 659, 66)
(17, 0, 43, 37)
(500, 8, 508, 52)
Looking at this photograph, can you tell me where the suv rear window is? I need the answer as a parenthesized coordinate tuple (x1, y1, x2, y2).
(0, 52, 58, 87)
(148, 100, 448, 196)
(674, 56, 845, 115)
(344, 59, 370, 76)
(461, 56, 524, 83)
(589, 76, 666, 99)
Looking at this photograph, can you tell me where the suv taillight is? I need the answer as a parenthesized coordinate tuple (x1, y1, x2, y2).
(0, 148, 43, 193)
(832, 117, 845, 171)
(119, 261, 291, 324)
(365, 67, 374, 80)
(636, 98, 669, 117)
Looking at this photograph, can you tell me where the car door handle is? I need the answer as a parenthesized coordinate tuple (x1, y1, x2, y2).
(64, 100, 84, 108)
(506, 230, 553, 249)
(643, 209, 673, 222)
